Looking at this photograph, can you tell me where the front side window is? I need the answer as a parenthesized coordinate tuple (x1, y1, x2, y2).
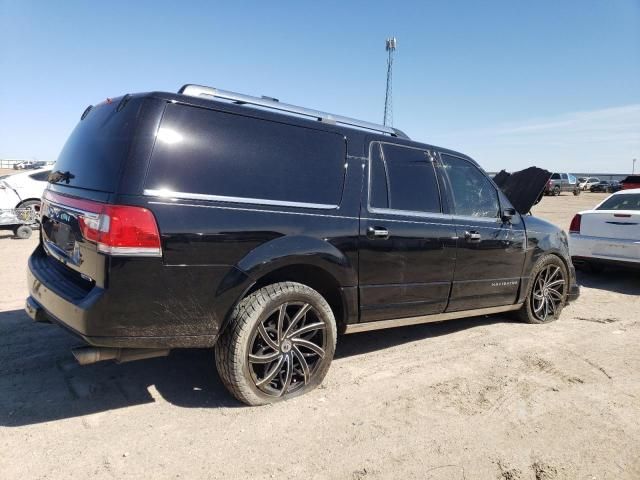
(369, 143, 441, 213)
(440, 154, 500, 218)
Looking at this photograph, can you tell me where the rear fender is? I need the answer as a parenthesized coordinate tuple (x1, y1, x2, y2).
(236, 235, 356, 286)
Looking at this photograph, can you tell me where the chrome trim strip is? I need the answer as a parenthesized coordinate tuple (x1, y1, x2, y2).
(344, 303, 523, 334)
(148, 201, 359, 221)
(97, 245, 162, 257)
(43, 199, 100, 219)
(143, 189, 338, 210)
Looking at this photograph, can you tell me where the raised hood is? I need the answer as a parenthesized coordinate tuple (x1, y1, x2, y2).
(493, 167, 551, 214)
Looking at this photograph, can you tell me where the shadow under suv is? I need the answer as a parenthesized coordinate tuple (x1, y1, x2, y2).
(26, 84, 579, 405)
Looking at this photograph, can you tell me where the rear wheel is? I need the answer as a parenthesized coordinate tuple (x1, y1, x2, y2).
(553, 186, 561, 196)
(515, 255, 568, 324)
(215, 282, 337, 406)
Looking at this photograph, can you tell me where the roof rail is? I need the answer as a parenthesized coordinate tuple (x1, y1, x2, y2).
(178, 84, 410, 139)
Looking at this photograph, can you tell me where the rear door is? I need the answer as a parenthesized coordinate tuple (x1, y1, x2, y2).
(439, 153, 526, 312)
(358, 142, 456, 322)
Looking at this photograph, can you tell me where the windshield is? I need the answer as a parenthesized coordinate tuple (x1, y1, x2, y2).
(597, 194, 640, 211)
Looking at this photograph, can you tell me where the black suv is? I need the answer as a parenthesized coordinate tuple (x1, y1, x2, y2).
(26, 85, 579, 405)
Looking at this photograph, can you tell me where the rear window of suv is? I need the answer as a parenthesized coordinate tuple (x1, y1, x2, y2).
(597, 194, 640, 211)
(145, 104, 346, 207)
(51, 97, 144, 192)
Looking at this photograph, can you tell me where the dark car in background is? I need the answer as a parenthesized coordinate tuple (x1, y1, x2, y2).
(25, 85, 579, 405)
(589, 181, 608, 192)
(590, 180, 622, 193)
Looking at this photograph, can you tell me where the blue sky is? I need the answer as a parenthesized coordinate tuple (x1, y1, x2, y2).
(1, 0, 638, 173)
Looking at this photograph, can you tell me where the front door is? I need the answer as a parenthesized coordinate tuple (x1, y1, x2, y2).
(358, 142, 457, 322)
(438, 153, 526, 312)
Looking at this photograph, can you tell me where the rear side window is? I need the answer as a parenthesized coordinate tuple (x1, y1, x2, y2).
(369, 143, 441, 213)
(551, 173, 560, 179)
(145, 104, 346, 206)
(597, 194, 640, 211)
(441, 154, 500, 218)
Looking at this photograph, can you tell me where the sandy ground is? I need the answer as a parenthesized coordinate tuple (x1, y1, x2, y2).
(1, 192, 639, 480)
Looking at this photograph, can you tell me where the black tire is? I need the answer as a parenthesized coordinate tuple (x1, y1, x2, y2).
(14, 225, 32, 239)
(215, 281, 337, 406)
(573, 188, 581, 196)
(515, 255, 568, 324)
(553, 186, 561, 196)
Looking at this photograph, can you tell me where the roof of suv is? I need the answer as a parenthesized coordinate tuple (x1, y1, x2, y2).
(141, 89, 477, 166)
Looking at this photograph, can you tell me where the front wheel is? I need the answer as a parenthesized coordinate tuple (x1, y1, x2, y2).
(215, 282, 337, 406)
(515, 255, 568, 324)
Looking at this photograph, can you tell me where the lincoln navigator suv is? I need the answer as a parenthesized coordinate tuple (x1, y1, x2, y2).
(25, 85, 580, 405)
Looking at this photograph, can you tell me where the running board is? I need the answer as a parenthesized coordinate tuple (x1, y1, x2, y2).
(344, 303, 523, 334)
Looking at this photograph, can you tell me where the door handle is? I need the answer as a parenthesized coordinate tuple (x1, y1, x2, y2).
(367, 226, 389, 239)
(464, 231, 481, 242)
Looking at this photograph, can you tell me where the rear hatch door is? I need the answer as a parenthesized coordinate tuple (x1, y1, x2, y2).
(40, 96, 145, 284)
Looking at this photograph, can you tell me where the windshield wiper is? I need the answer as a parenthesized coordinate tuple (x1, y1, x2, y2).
(48, 170, 75, 184)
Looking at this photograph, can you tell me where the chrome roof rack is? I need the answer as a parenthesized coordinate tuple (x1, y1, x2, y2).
(178, 84, 410, 139)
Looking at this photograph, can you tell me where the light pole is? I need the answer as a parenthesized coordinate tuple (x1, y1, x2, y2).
(633, 158, 637, 174)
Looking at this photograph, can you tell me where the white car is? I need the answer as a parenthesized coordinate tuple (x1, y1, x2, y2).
(578, 177, 600, 191)
(569, 188, 640, 272)
(0, 168, 51, 213)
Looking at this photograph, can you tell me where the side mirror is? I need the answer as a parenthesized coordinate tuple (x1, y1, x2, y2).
(502, 207, 516, 223)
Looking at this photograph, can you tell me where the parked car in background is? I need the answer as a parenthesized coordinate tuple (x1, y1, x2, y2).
(608, 181, 623, 193)
(545, 172, 581, 196)
(12, 160, 48, 170)
(0, 168, 50, 214)
(590, 180, 622, 193)
(590, 180, 611, 192)
(579, 177, 600, 191)
(570, 188, 640, 272)
(620, 175, 640, 190)
(13, 161, 35, 170)
(24, 85, 579, 406)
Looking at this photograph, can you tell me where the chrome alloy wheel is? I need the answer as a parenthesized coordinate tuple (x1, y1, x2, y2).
(248, 302, 327, 397)
(531, 264, 566, 322)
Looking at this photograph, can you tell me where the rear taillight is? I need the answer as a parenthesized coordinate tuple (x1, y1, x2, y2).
(569, 214, 581, 234)
(44, 191, 162, 257)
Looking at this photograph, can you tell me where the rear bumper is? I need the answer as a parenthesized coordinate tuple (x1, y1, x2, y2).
(26, 245, 245, 349)
(569, 234, 640, 265)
